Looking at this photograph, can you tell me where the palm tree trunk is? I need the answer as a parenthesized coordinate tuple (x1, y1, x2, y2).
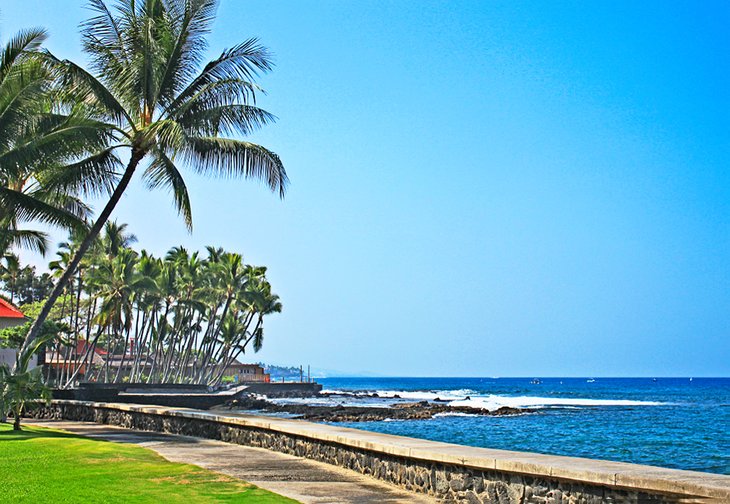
(64, 325, 104, 387)
(212, 318, 262, 386)
(13, 405, 21, 430)
(146, 303, 170, 383)
(130, 309, 148, 381)
(17, 151, 145, 370)
(71, 270, 83, 384)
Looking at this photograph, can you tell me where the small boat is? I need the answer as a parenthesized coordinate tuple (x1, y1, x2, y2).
(530, 378, 542, 384)
(586, 379, 596, 383)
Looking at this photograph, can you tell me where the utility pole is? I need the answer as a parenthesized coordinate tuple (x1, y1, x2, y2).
(299, 365, 303, 383)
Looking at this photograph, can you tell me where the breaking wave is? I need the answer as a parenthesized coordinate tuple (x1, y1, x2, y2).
(448, 395, 665, 411)
(319, 388, 666, 411)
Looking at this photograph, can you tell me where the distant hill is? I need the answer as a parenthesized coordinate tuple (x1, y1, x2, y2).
(256, 362, 382, 380)
(257, 363, 309, 380)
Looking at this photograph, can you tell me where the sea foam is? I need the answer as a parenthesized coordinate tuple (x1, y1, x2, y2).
(447, 395, 665, 411)
(320, 388, 666, 411)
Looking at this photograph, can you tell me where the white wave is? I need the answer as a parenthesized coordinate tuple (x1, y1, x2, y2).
(279, 389, 666, 413)
(321, 389, 478, 401)
(432, 412, 480, 418)
(447, 395, 665, 411)
(375, 389, 476, 401)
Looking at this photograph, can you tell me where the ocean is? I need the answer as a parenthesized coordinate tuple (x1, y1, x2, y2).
(269, 377, 729, 475)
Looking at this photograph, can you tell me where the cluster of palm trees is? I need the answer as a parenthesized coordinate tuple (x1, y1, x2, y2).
(0, 0, 289, 427)
(45, 222, 282, 388)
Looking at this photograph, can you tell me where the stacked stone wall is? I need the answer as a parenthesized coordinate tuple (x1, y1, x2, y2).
(30, 402, 705, 503)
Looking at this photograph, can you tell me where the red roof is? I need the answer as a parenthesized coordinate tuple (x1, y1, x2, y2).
(0, 298, 24, 319)
(76, 340, 107, 356)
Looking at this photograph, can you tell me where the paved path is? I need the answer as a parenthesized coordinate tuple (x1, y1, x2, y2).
(27, 420, 437, 504)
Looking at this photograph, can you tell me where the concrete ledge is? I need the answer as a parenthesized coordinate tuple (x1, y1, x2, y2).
(32, 400, 730, 503)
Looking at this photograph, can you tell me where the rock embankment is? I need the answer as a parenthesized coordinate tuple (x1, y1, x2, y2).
(219, 397, 533, 422)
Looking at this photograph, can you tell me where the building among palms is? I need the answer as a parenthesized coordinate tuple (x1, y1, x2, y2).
(0, 298, 25, 329)
(44, 341, 108, 380)
(0, 299, 33, 369)
(224, 362, 271, 383)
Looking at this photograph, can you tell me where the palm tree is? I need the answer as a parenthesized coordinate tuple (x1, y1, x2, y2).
(87, 247, 155, 381)
(1, 333, 53, 429)
(3, 366, 51, 430)
(0, 253, 22, 302)
(0, 28, 119, 259)
(100, 221, 138, 258)
(21, 0, 288, 358)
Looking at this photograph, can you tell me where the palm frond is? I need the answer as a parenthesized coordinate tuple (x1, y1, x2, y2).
(167, 38, 273, 113)
(1, 228, 49, 255)
(0, 118, 118, 179)
(0, 27, 47, 81)
(143, 148, 193, 230)
(183, 136, 287, 197)
(0, 186, 87, 231)
(37, 147, 121, 197)
(178, 104, 275, 137)
(155, 0, 218, 107)
(48, 54, 133, 128)
(252, 326, 263, 352)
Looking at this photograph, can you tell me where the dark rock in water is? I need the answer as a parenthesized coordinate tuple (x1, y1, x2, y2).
(392, 394, 401, 399)
(218, 395, 533, 422)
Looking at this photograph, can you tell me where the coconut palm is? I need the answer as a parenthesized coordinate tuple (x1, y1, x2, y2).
(100, 221, 138, 258)
(48, 222, 282, 386)
(21, 0, 288, 358)
(0, 253, 21, 302)
(0, 28, 119, 258)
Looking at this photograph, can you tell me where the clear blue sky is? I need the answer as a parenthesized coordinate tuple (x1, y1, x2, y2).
(4, 1, 730, 376)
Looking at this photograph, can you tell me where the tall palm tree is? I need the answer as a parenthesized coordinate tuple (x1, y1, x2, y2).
(21, 0, 288, 357)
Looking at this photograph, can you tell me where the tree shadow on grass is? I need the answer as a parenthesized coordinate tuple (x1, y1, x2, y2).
(0, 421, 207, 446)
(0, 422, 84, 441)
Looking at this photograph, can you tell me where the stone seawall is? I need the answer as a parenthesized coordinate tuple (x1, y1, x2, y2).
(31, 400, 730, 503)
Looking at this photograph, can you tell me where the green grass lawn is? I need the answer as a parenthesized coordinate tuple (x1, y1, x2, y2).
(0, 423, 298, 503)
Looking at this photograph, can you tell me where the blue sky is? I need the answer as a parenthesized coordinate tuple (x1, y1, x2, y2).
(4, 1, 730, 376)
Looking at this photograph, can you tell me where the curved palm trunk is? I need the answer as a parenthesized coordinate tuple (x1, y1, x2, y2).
(113, 327, 132, 383)
(70, 270, 83, 384)
(130, 309, 150, 381)
(63, 324, 104, 387)
(146, 303, 170, 383)
(17, 151, 145, 371)
(211, 318, 263, 387)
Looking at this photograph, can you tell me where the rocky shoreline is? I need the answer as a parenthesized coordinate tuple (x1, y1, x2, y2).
(218, 395, 534, 422)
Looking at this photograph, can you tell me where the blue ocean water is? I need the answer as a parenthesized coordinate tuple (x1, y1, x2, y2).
(314, 377, 730, 475)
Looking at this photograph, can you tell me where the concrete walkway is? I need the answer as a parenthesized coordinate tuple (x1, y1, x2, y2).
(27, 420, 437, 504)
